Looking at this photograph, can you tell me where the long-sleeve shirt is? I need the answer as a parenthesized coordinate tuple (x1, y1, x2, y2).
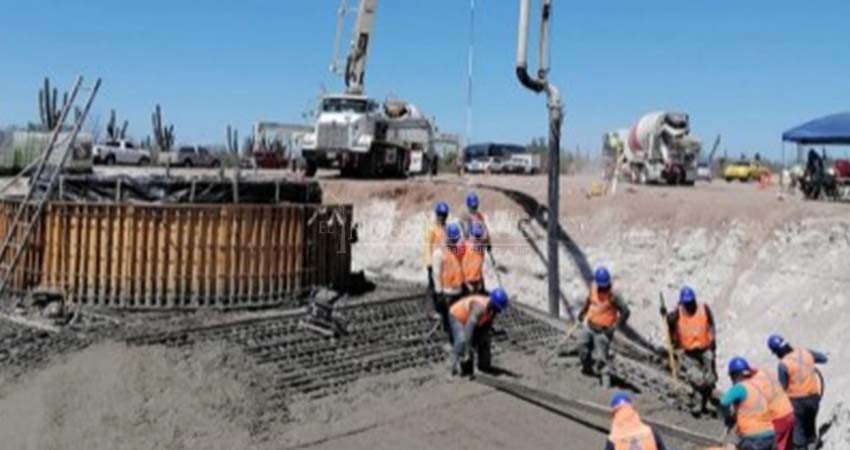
(665, 305, 716, 349)
(579, 291, 631, 330)
(432, 246, 465, 295)
(777, 348, 828, 390)
(460, 210, 491, 246)
(423, 222, 446, 268)
(603, 429, 667, 450)
(719, 384, 775, 440)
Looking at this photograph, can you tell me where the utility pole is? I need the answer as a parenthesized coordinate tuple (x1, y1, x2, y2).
(466, 0, 475, 145)
(516, 0, 562, 318)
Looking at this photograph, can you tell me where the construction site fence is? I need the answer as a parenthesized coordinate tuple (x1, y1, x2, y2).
(0, 200, 352, 309)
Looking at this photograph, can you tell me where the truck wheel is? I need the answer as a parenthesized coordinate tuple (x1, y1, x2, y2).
(304, 158, 318, 177)
(138, 157, 150, 166)
(725, 177, 733, 183)
(105, 154, 116, 166)
(211, 160, 221, 168)
(182, 159, 193, 168)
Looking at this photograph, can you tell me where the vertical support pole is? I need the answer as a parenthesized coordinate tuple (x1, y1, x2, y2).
(547, 99, 562, 318)
(516, 0, 562, 318)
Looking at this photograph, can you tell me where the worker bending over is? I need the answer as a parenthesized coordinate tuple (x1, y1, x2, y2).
(577, 267, 630, 388)
(462, 222, 487, 294)
(660, 286, 718, 415)
(767, 335, 827, 450)
(432, 223, 466, 341)
(604, 393, 668, 450)
(448, 288, 509, 376)
(721, 357, 795, 450)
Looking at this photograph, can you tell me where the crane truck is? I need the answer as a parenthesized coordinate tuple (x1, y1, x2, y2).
(603, 111, 701, 185)
(301, 0, 438, 178)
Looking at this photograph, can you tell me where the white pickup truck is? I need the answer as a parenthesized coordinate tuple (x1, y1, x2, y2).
(92, 139, 152, 166)
(158, 145, 221, 168)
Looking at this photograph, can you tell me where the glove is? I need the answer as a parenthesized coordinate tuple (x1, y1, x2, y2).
(486, 243, 493, 253)
(659, 305, 667, 317)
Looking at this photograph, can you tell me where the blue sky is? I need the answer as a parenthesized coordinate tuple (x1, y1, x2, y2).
(0, 1, 848, 158)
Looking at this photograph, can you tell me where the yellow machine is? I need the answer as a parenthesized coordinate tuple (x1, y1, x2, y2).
(723, 160, 770, 182)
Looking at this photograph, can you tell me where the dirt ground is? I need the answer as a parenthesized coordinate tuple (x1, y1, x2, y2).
(321, 172, 850, 448)
(0, 168, 846, 449)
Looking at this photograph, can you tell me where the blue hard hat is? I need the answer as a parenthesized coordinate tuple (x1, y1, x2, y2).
(435, 201, 449, 217)
(594, 267, 612, 289)
(610, 392, 632, 410)
(489, 288, 509, 313)
(767, 334, 788, 354)
(679, 286, 696, 305)
(446, 223, 462, 244)
(728, 356, 752, 377)
(470, 222, 485, 239)
(466, 192, 479, 210)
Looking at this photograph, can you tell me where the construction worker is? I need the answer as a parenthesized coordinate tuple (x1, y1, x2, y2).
(767, 335, 828, 450)
(721, 356, 794, 450)
(448, 288, 509, 376)
(660, 286, 717, 415)
(577, 267, 630, 388)
(460, 192, 492, 250)
(604, 393, 668, 450)
(424, 201, 450, 297)
(432, 222, 466, 342)
(462, 222, 486, 294)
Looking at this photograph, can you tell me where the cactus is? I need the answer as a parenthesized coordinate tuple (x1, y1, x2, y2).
(38, 77, 70, 131)
(226, 125, 239, 154)
(151, 104, 175, 152)
(106, 109, 130, 141)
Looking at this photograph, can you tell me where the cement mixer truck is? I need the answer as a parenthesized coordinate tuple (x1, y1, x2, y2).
(603, 111, 701, 185)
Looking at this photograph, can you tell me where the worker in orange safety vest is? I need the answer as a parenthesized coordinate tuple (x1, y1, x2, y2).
(576, 267, 630, 388)
(604, 393, 668, 450)
(720, 357, 784, 450)
(432, 223, 466, 343)
(767, 335, 828, 450)
(462, 222, 486, 294)
(448, 288, 508, 377)
(460, 192, 492, 251)
(424, 201, 450, 298)
(660, 285, 718, 415)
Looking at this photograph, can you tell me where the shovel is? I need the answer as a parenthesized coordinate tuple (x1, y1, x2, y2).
(540, 320, 582, 366)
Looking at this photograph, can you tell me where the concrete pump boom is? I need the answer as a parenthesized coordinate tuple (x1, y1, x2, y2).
(339, 0, 376, 95)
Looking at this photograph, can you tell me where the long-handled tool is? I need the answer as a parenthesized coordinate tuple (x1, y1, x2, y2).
(540, 319, 582, 365)
(659, 292, 678, 379)
(487, 249, 504, 286)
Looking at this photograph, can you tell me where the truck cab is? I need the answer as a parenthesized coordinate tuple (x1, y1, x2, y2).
(93, 139, 152, 166)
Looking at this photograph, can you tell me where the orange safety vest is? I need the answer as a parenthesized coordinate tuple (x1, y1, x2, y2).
(608, 405, 658, 450)
(424, 222, 446, 267)
(586, 284, 619, 329)
(450, 295, 492, 327)
(440, 246, 465, 292)
(751, 370, 794, 419)
(676, 304, 714, 351)
(782, 349, 822, 398)
(735, 378, 775, 437)
(462, 242, 484, 283)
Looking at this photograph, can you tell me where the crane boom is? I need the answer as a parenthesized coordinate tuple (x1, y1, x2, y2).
(344, 0, 377, 95)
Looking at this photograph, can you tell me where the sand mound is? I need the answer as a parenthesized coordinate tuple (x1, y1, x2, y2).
(0, 342, 268, 450)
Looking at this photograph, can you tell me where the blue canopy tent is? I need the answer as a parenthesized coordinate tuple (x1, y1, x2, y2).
(781, 113, 850, 182)
(782, 112, 850, 145)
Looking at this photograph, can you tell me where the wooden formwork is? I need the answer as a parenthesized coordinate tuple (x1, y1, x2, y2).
(0, 201, 352, 309)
